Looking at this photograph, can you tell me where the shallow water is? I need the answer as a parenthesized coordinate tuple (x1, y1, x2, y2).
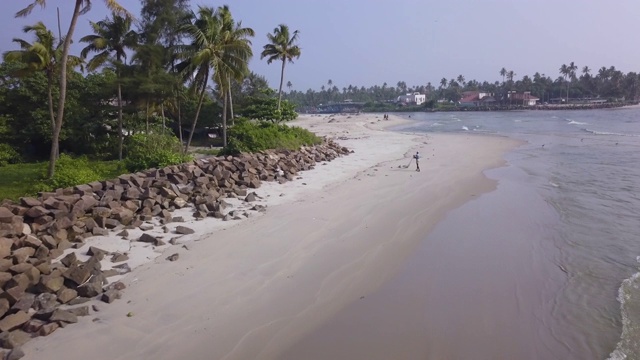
(279, 108, 640, 359)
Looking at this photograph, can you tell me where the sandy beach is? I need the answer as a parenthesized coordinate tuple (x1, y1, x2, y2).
(21, 113, 520, 360)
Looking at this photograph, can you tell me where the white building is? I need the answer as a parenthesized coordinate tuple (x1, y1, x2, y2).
(397, 92, 426, 105)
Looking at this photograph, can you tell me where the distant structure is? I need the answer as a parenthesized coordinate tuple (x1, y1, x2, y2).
(508, 91, 540, 106)
(397, 92, 426, 106)
(459, 91, 496, 107)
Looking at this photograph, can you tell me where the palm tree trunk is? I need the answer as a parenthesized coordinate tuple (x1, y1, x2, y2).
(161, 102, 165, 134)
(228, 75, 234, 126)
(223, 91, 228, 147)
(185, 78, 207, 153)
(48, 0, 82, 178)
(177, 94, 183, 153)
(277, 58, 286, 110)
(145, 99, 150, 133)
(117, 80, 123, 161)
(46, 72, 57, 159)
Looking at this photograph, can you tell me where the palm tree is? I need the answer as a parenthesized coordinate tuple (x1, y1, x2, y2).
(261, 24, 301, 111)
(582, 66, 591, 77)
(457, 75, 465, 87)
(3, 22, 82, 153)
(500, 67, 507, 84)
(178, 5, 252, 151)
(217, 5, 254, 131)
(80, 14, 137, 161)
(286, 80, 292, 91)
(16, 0, 132, 178)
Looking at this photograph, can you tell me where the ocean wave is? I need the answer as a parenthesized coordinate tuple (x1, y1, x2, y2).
(568, 120, 588, 125)
(607, 259, 640, 360)
(431, 122, 442, 127)
(582, 128, 640, 137)
(462, 126, 469, 131)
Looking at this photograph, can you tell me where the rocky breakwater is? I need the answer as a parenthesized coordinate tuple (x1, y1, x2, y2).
(0, 140, 350, 359)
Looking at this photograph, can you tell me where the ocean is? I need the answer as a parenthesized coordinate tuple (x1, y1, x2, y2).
(392, 108, 640, 359)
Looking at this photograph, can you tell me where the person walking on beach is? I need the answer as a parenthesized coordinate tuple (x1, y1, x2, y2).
(413, 151, 421, 172)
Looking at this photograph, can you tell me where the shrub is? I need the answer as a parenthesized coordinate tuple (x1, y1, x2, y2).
(0, 143, 21, 166)
(221, 119, 321, 155)
(32, 154, 118, 192)
(124, 132, 192, 172)
(241, 96, 298, 123)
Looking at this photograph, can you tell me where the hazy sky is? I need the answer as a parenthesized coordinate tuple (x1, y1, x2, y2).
(1, 0, 639, 91)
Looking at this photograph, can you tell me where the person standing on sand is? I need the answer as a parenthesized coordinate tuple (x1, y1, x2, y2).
(414, 151, 421, 172)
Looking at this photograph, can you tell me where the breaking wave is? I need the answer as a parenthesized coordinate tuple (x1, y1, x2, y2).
(607, 259, 640, 360)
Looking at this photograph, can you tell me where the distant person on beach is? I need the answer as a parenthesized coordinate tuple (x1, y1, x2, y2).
(413, 152, 421, 172)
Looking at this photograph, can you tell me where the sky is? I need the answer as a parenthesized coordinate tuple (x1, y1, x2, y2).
(1, 0, 639, 91)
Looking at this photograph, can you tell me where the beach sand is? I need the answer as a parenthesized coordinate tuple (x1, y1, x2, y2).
(21, 113, 520, 360)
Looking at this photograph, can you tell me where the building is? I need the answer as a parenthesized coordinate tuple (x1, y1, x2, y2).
(397, 92, 426, 106)
(459, 91, 496, 107)
(508, 91, 539, 106)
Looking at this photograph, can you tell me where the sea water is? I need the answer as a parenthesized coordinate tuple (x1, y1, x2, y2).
(395, 108, 640, 359)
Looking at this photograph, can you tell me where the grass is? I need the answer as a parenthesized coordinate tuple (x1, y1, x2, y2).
(0, 160, 123, 201)
(192, 148, 221, 156)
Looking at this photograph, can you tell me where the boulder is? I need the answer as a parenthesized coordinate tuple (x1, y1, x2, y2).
(33, 293, 57, 311)
(38, 322, 59, 336)
(56, 288, 77, 304)
(0, 237, 13, 258)
(0, 330, 31, 350)
(166, 253, 179, 262)
(49, 309, 77, 324)
(63, 264, 92, 286)
(0, 207, 15, 223)
(101, 289, 121, 304)
(175, 226, 195, 235)
(0, 311, 31, 332)
(22, 318, 46, 334)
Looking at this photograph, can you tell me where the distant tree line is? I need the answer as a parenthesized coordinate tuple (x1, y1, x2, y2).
(283, 63, 640, 108)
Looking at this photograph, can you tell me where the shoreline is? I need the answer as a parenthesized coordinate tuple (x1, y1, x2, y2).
(22, 114, 521, 360)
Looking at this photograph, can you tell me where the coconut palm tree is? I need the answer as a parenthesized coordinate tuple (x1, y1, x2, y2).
(178, 5, 253, 151)
(457, 74, 465, 87)
(3, 22, 82, 152)
(286, 81, 292, 91)
(217, 5, 254, 127)
(261, 24, 301, 111)
(80, 13, 137, 161)
(500, 67, 507, 84)
(16, 0, 132, 178)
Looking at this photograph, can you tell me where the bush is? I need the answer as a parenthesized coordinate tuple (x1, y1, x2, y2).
(221, 119, 322, 155)
(32, 154, 121, 192)
(241, 96, 298, 123)
(0, 143, 21, 166)
(124, 132, 192, 172)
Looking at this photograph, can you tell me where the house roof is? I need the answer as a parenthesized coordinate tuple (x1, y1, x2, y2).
(459, 94, 480, 103)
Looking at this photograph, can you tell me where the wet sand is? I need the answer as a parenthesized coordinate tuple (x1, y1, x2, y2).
(278, 164, 568, 360)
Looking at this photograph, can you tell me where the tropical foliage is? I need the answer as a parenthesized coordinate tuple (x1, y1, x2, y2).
(2, 0, 293, 191)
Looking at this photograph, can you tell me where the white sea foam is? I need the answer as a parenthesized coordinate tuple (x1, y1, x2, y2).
(568, 120, 587, 125)
(607, 261, 640, 360)
(583, 128, 639, 137)
(462, 126, 469, 131)
(431, 122, 442, 127)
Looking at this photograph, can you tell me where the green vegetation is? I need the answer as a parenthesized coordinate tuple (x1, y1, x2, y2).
(260, 24, 302, 111)
(193, 148, 220, 156)
(221, 119, 320, 155)
(241, 94, 298, 123)
(0, 157, 123, 201)
(0, 0, 300, 194)
(0, 144, 21, 166)
(124, 132, 193, 172)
